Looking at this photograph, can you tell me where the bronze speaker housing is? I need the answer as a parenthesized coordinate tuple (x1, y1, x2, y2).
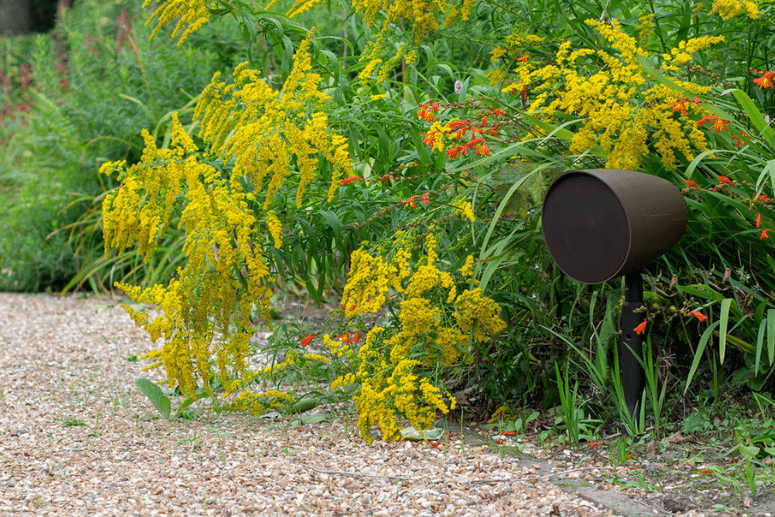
(542, 169, 687, 284)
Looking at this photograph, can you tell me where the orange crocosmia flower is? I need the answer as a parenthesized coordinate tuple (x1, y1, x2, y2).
(710, 118, 730, 133)
(337, 332, 350, 344)
(691, 311, 708, 322)
(761, 228, 773, 239)
(718, 175, 733, 185)
(445, 145, 463, 159)
(670, 97, 688, 115)
(475, 143, 492, 157)
(417, 103, 428, 119)
(696, 115, 715, 127)
(758, 194, 772, 202)
(467, 136, 485, 148)
(756, 213, 762, 228)
(379, 172, 392, 182)
(586, 442, 600, 447)
(352, 331, 360, 343)
(421, 192, 430, 205)
(685, 179, 699, 188)
(634, 321, 648, 335)
(300, 334, 316, 347)
(420, 130, 437, 146)
(516, 54, 528, 63)
(403, 195, 418, 208)
(753, 71, 774, 89)
(491, 108, 505, 116)
(340, 176, 363, 186)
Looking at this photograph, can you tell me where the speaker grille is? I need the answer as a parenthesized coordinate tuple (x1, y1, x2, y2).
(542, 174, 630, 284)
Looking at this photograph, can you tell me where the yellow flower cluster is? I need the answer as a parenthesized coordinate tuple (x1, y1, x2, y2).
(142, 0, 337, 45)
(142, 0, 212, 45)
(709, 0, 760, 20)
(265, 211, 283, 249)
(225, 390, 296, 416)
(357, 35, 419, 83)
(487, 33, 545, 84)
(285, 0, 326, 17)
(340, 247, 407, 318)
(102, 34, 353, 399)
(455, 288, 507, 341)
(351, 0, 470, 43)
(453, 200, 476, 223)
(101, 112, 273, 396)
(459, 255, 475, 279)
(351, 0, 466, 84)
(501, 19, 721, 169)
(636, 14, 656, 49)
(194, 33, 352, 208)
(356, 357, 452, 443)
(340, 234, 506, 443)
(259, 350, 330, 378)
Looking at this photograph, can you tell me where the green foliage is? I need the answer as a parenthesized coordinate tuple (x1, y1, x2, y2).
(134, 378, 172, 419)
(0, 0, 231, 291)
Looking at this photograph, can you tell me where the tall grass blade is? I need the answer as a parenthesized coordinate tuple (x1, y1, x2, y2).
(719, 298, 732, 364)
(768, 309, 775, 365)
(684, 320, 721, 394)
(731, 90, 775, 148)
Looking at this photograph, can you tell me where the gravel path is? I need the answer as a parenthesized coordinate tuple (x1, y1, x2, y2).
(1, 293, 613, 516)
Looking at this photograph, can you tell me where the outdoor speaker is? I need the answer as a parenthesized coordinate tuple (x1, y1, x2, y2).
(541, 169, 687, 284)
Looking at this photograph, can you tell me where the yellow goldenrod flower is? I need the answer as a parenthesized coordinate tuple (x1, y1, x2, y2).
(709, 0, 760, 20)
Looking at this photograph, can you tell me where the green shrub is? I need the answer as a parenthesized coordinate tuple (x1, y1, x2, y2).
(0, 0, 236, 291)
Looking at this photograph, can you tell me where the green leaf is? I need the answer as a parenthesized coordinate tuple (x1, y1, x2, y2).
(768, 309, 775, 365)
(135, 378, 171, 419)
(635, 55, 688, 95)
(295, 413, 331, 425)
(755, 318, 766, 373)
(175, 388, 210, 418)
(280, 35, 294, 78)
(287, 396, 321, 414)
(678, 284, 724, 303)
(684, 321, 721, 394)
(719, 298, 732, 364)
(724, 334, 754, 355)
(731, 90, 775, 148)
(318, 209, 342, 240)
